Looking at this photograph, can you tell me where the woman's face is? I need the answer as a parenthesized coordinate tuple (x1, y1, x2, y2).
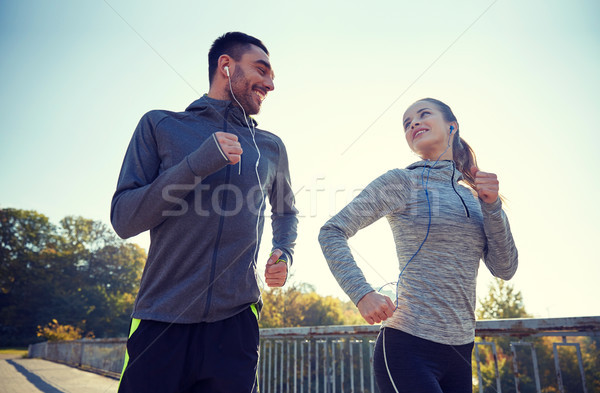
(403, 101, 454, 160)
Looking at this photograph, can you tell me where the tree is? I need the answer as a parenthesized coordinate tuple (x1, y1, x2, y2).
(471, 280, 599, 393)
(477, 278, 531, 320)
(0, 209, 60, 346)
(474, 278, 531, 393)
(0, 208, 145, 346)
(259, 283, 362, 328)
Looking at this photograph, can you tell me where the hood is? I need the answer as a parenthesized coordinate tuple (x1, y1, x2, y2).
(406, 160, 464, 181)
(185, 94, 258, 128)
(407, 159, 472, 217)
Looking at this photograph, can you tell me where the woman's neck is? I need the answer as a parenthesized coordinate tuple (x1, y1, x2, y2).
(420, 148, 453, 162)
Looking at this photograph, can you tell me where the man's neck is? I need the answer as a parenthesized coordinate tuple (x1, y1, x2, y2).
(207, 84, 229, 101)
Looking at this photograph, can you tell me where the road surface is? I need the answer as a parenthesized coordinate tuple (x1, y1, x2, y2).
(0, 354, 118, 393)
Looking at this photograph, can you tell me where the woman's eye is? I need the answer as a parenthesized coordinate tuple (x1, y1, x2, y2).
(420, 111, 430, 117)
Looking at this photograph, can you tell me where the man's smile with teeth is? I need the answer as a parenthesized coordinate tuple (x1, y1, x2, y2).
(254, 89, 266, 101)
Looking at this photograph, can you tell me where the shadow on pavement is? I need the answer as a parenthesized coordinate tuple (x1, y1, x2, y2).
(6, 360, 65, 393)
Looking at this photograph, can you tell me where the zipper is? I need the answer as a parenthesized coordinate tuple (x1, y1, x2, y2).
(450, 161, 470, 218)
(202, 106, 233, 319)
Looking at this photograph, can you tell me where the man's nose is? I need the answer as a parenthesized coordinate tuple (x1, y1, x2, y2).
(264, 77, 274, 92)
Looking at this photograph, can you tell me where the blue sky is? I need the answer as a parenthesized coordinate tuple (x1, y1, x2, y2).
(1, 0, 599, 318)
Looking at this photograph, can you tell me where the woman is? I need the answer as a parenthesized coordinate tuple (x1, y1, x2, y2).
(318, 98, 518, 393)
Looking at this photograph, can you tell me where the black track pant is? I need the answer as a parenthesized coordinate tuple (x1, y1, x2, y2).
(118, 306, 259, 393)
(374, 327, 474, 393)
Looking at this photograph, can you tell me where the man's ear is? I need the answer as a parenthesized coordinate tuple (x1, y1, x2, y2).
(218, 55, 233, 78)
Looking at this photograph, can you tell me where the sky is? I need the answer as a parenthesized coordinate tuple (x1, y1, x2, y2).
(1, 0, 599, 319)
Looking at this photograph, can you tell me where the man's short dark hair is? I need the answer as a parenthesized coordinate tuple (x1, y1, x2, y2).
(208, 32, 269, 86)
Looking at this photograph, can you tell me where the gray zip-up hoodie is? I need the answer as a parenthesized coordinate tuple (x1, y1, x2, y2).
(319, 160, 517, 345)
(111, 95, 298, 323)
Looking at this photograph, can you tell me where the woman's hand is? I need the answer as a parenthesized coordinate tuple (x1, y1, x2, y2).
(470, 167, 499, 204)
(357, 291, 396, 325)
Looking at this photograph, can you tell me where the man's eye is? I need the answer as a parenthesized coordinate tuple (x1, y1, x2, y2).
(258, 68, 265, 75)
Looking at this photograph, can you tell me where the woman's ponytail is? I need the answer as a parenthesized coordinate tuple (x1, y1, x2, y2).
(452, 132, 478, 191)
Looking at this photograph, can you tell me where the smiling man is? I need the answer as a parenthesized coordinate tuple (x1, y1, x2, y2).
(111, 32, 298, 393)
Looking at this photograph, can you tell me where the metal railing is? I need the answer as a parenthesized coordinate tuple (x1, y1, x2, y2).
(28, 316, 600, 392)
(259, 325, 378, 393)
(258, 317, 600, 393)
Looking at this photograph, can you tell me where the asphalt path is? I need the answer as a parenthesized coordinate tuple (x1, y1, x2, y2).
(0, 354, 118, 393)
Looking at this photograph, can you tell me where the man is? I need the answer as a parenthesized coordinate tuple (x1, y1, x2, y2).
(111, 32, 298, 393)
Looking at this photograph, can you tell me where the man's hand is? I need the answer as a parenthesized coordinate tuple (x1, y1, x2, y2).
(470, 167, 499, 204)
(357, 291, 396, 325)
(265, 249, 288, 287)
(215, 132, 243, 165)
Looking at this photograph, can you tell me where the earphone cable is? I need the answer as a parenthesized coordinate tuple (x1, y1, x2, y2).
(227, 73, 267, 291)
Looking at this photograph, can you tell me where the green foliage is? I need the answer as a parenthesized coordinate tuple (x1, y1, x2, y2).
(477, 278, 531, 320)
(474, 278, 530, 392)
(473, 345, 510, 393)
(582, 337, 600, 392)
(259, 283, 363, 328)
(473, 279, 600, 393)
(0, 208, 145, 346)
(473, 334, 600, 393)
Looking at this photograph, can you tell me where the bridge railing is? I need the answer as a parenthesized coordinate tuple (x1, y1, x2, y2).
(258, 317, 600, 393)
(28, 337, 126, 378)
(28, 316, 600, 392)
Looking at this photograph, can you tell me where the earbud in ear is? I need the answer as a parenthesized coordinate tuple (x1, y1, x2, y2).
(224, 66, 230, 77)
(449, 125, 455, 135)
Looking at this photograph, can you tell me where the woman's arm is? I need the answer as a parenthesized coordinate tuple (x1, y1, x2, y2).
(318, 170, 409, 322)
(470, 167, 518, 279)
(480, 198, 519, 279)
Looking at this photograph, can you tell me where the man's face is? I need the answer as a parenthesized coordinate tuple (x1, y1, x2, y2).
(228, 45, 275, 115)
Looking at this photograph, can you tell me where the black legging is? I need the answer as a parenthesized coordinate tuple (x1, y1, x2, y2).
(373, 328, 474, 393)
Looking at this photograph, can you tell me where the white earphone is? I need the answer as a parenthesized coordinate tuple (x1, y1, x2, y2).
(223, 62, 265, 292)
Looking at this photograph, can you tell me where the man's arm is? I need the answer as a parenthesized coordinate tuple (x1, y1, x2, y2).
(264, 139, 298, 287)
(110, 113, 234, 239)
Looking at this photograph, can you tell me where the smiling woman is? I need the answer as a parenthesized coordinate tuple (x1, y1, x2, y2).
(319, 97, 518, 393)
(403, 98, 479, 192)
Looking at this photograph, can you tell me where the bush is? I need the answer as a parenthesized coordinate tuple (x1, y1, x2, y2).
(36, 319, 93, 341)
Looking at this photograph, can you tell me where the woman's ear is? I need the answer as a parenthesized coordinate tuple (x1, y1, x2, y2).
(449, 122, 458, 135)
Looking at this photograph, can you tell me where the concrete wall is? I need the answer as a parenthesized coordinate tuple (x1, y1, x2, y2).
(28, 338, 126, 376)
